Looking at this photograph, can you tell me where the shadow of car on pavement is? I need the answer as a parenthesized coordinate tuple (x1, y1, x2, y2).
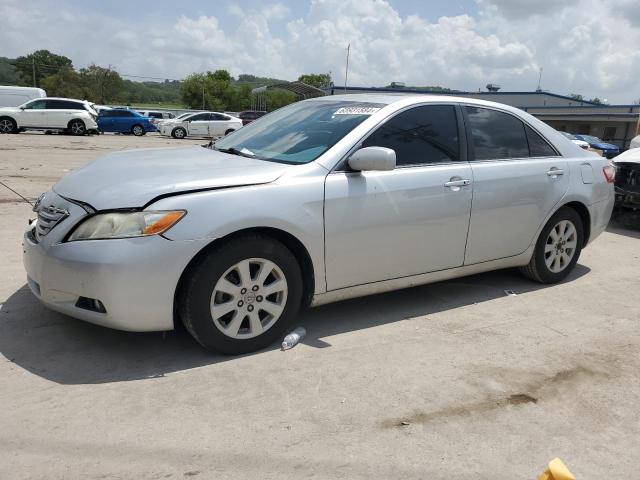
(0, 265, 590, 385)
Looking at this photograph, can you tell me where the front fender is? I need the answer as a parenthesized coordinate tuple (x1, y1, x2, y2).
(147, 177, 327, 294)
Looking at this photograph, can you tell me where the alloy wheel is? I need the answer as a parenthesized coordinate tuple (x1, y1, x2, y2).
(210, 258, 288, 339)
(544, 220, 577, 273)
(0, 119, 14, 133)
(71, 121, 85, 135)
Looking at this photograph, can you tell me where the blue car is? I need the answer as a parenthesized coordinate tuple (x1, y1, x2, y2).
(97, 109, 156, 136)
(573, 134, 619, 158)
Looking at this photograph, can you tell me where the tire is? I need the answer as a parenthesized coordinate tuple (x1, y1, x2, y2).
(172, 127, 186, 139)
(68, 119, 86, 136)
(520, 206, 584, 284)
(0, 117, 17, 134)
(178, 234, 303, 354)
(224, 128, 235, 136)
(131, 124, 145, 136)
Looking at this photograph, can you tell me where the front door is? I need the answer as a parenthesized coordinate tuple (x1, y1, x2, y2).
(324, 104, 473, 290)
(462, 106, 570, 264)
(20, 99, 48, 127)
(187, 113, 212, 137)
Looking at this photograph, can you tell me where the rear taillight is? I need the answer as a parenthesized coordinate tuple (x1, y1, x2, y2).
(603, 163, 615, 183)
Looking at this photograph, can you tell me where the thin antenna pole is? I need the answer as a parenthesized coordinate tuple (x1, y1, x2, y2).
(537, 67, 543, 91)
(344, 43, 350, 92)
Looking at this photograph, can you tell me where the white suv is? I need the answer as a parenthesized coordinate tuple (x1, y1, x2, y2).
(0, 97, 98, 135)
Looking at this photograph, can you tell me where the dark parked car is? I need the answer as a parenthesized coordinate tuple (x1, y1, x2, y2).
(573, 134, 620, 158)
(238, 110, 267, 126)
(613, 149, 640, 210)
(97, 109, 156, 136)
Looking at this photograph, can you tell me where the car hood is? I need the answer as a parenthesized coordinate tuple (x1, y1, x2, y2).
(53, 146, 290, 210)
(0, 106, 20, 113)
(613, 148, 640, 165)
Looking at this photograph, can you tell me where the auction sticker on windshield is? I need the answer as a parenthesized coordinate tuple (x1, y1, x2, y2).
(334, 106, 381, 115)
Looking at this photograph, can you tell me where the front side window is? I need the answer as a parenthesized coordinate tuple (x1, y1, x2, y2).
(189, 113, 210, 121)
(362, 105, 460, 166)
(466, 106, 529, 160)
(23, 99, 46, 110)
(214, 100, 386, 164)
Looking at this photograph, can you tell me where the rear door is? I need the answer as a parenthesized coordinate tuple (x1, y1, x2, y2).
(463, 105, 569, 264)
(209, 113, 231, 137)
(98, 110, 114, 131)
(324, 104, 473, 290)
(45, 99, 80, 128)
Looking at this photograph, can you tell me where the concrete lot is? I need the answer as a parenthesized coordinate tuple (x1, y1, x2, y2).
(1, 132, 639, 479)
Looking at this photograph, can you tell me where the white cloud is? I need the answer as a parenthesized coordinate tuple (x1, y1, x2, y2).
(0, 0, 639, 102)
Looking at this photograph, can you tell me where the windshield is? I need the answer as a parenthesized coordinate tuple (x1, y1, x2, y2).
(213, 100, 385, 164)
(578, 135, 603, 143)
(177, 113, 192, 120)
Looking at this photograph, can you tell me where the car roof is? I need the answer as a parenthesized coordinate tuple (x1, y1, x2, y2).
(42, 97, 90, 103)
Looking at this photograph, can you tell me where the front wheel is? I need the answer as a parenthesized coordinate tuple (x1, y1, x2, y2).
(224, 128, 235, 136)
(0, 117, 17, 134)
(178, 235, 303, 354)
(520, 206, 584, 283)
(172, 127, 186, 139)
(68, 119, 86, 136)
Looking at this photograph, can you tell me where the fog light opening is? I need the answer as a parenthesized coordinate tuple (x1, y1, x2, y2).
(75, 296, 107, 314)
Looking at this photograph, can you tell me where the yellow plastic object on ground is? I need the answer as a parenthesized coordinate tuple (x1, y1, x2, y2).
(538, 458, 576, 480)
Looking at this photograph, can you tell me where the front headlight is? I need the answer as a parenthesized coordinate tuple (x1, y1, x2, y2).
(67, 210, 185, 241)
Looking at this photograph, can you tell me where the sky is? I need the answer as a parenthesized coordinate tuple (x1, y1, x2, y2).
(1, 0, 639, 103)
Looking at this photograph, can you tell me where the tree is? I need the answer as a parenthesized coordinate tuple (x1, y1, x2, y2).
(40, 67, 84, 98)
(180, 70, 235, 111)
(14, 49, 72, 87)
(265, 89, 297, 111)
(297, 73, 331, 89)
(79, 64, 123, 103)
(589, 97, 603, 104)
(568, 93, 584, 101)
(0, 57, 26, 86)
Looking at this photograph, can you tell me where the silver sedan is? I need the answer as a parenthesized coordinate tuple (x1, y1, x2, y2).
(23, 95, 614, 354)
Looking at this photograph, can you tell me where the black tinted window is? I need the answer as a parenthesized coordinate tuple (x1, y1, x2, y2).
(466, 106, 529, 160)
(111, 110, 133, 117)
(211, 114, 229, 121)
(362, 105, 460, 166)
(189, 113, 210, 121)
(148, 112, 162, 119)
(525, 125, 558, 157)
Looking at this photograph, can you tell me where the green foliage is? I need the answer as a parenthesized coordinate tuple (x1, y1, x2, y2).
(236, 74, 288, 86)
(78, 64, 123, 104)
(297, 73, 331, 89)
(264, 89, 297, 111)
(589, 97, 603, 104)
(181, 70, 265, 111)
(14, 49, 72, 87)
(0, 57, 26, 85)
(568, 93, 584, 101)
(40, 67, 85, 98)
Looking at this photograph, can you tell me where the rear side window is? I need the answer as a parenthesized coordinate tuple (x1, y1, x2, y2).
(189, 113, 210, 121)
(148, 112, 162, 119)
(465, 106, 529, 160)
(111, 110, 133, 117)
(212, 114, 230, 121)
(525, 125, 558, 157)
(363, 105, 460, 166)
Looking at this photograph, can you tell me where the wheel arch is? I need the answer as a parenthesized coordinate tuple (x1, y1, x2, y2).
(67, 117, 85, 128)
(560, 201, 591, 247)
(173, 226, 315, 327)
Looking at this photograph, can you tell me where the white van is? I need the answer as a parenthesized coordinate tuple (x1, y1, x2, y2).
(0, 86, 47, 108)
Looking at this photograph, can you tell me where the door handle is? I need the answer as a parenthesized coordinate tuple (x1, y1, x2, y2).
(444, 179, 471, 188)
(547, 168, 564, 177)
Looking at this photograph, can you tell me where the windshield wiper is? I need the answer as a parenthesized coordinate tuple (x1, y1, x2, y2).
(213, 146, 257, 158)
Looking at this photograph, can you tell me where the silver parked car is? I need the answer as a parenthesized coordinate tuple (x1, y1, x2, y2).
(23, 95, 615, 354)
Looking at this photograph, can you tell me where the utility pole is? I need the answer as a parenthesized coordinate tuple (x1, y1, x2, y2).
(536, 67, 543, 92)
(344, 43, 350, 92)
(32, 58, 36, 87)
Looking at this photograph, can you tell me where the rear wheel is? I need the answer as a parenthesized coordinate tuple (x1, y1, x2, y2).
(520, 206, 583, 283)
(68, 119, 86, 136)
(178, 234, 303, 354)
(172, 127, 186, 139)
(0, 117, 17, 134)
(131, 124, 145, 136)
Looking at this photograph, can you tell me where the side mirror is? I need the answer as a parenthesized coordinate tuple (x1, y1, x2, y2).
(347, 146, 396, 172)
